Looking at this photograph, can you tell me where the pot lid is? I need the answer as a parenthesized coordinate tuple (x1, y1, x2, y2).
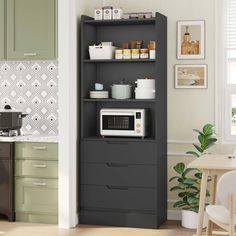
(0, 105, 24, 113)
(112, 78, 132, 86)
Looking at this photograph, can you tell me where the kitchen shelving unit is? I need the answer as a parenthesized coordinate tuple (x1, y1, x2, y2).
(80, 13, 167, 229)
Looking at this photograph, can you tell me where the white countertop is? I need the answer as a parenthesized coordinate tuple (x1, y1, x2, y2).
(0, 135, 58, 143)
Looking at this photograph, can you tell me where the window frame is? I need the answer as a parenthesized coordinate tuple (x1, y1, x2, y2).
(216, 0, 236, 143)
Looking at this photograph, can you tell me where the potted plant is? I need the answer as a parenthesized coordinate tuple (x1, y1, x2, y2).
(169, 124, 217, 229)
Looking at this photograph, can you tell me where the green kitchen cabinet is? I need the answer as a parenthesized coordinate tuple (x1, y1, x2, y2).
(7, 0, 57, 60)
(15, 142, 58, 224)
(0, 0, 5, 60)
(15, 178, 58, 214)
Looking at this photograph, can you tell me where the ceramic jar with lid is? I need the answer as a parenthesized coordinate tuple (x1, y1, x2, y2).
(140, 49, 149, 59)
(135, 78, 156, 99)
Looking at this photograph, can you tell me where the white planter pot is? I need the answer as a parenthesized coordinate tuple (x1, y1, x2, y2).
(181, 210, 208, 229)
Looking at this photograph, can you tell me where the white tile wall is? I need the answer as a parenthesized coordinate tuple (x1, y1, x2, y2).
(0, 61, 58, 135)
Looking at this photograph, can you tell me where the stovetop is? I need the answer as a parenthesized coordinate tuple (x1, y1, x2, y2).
(0, 130, 23, 137)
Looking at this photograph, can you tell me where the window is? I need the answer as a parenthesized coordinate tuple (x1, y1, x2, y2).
(222, 0, 236, 141)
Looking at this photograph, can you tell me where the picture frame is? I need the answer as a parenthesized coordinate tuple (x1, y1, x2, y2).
(175, 64, 207, 89)
(177, 20, 205, 59)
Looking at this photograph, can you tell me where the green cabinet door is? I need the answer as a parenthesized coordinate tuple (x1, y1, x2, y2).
(7, 0, 57, 60)
(15, 177, 58, 214)
(0, 0, 5, 60)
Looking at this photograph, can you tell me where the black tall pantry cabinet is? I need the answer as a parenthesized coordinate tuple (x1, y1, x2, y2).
(79, 13, 167, 229)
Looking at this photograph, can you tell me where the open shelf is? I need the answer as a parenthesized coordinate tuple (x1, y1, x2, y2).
(83, 99, 156, 102)
(83, 18, 156, 26)
(83, 59, 156, 63)
(81, 136, 157, 143)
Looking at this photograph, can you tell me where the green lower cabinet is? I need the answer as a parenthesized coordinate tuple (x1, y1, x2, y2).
(15, 177, 58, 224)
(15, 160, 58, 178)
(15, 143, 58, 160)
(16, 213, 57, 224)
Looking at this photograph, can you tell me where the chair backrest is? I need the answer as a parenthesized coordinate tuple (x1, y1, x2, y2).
(217, 170, 236, 212)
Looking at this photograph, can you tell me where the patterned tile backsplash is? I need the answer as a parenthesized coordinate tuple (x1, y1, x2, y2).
(0, 61, 58, 135)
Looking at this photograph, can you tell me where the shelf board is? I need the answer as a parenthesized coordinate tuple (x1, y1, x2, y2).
(81, 136, 157, 143)
(83, 18, 156, 26)
(83, 99, 156, 102)
(83, 59, 156, 63)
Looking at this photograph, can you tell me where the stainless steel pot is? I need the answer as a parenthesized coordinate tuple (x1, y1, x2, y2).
(111, 80, 132, 99)
(0, 105, 28, 131)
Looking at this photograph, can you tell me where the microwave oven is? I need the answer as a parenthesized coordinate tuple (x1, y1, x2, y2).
(100, 108, 150, 138)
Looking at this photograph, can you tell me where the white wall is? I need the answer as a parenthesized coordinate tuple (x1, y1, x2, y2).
(76, 0, 236, 220)
(58, 0, 78, 228)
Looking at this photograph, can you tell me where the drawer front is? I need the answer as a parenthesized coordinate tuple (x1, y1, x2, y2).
(0, 143, 12, 159)
(15, 160, 58, 178)
(81, 185, 157, 212)
(81, 141, 157, 165)
(16, 212, 57, 224)
(15, 178, 58, 214)
(15, 143, 58, 160)
(80, 209, 158, 229)
(81, 163, 157, 188)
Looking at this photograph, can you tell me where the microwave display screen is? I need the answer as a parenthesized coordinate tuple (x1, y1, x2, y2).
(102, 115, 134, 130)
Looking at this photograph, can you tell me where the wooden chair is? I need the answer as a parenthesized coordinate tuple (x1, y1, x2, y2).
(206, 170, 236, 236)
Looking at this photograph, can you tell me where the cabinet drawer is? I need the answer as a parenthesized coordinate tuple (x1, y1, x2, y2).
(15, 160, 58, 178)
(81, 185, 157, 212)
(80, 209, 158, 229)
(81, 141, 157, 165)
(81, 163, 156, 188)
(15, 178, 58, 214)
(16, 212, 57, 224)
(0, 143, 12, 159)
(15, 143, 58, 160)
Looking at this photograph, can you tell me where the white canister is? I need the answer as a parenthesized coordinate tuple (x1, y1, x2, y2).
(94, 8, 103, 20)
(113, 8, 123, 19)
(111, 84, 132, 99)
(135, 79, 155, 89)
(149, 50, 156, 59)
(135, 88, 156, 99)
(103, 6, 113, 20)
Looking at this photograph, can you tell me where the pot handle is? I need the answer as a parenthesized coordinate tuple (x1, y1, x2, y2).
(19, 114, 28, 118)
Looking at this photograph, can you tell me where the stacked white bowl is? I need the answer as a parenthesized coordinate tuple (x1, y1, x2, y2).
(135, 78, 156, 99)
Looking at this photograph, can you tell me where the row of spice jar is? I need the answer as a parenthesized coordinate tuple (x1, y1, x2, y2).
(115, 48, 156, 60)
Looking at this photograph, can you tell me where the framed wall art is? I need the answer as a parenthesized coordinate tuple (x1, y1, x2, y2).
(175, 64, 207, 89)
(177, 20, 205, 59)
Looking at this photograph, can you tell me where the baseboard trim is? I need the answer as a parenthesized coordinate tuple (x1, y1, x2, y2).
(167, 209, 181, 221)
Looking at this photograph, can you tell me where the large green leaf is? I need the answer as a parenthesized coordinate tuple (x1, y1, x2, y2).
(195, 172, 202, 179)
(193, 129, 204, 136)
(174, 163, 185, 174)
(187, 197, 199, 205)
(183, 178, 197, 185)
(189, 186, 200, 192)
(204, 138, 217, 150)
(169, 176, 179, 182)
(186, 151, 200, 157)
(178, 192, 187, 197)
(198, 134, 206, 146)
(203, 124, 214, 136)
(193, 144, 204, 153)
(170, 186, 184, 191)
(173, 201, 187, 208)
(190, 207, 199, 213)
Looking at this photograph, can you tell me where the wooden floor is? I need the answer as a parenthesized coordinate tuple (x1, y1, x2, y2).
(0, 220, 196, 236)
